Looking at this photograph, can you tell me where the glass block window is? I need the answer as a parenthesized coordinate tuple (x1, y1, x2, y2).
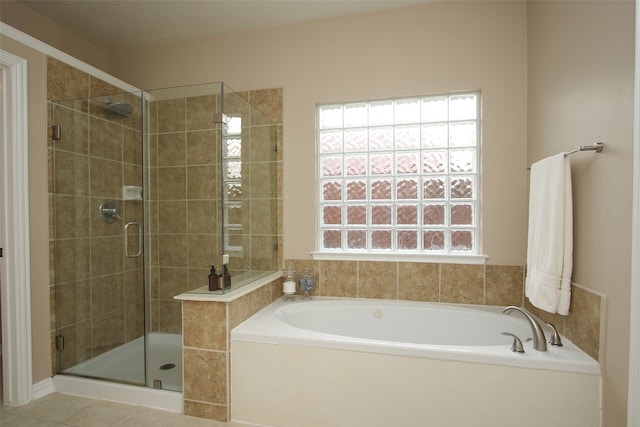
(223, 116, 243, 251)
(317, 92, 480, 254)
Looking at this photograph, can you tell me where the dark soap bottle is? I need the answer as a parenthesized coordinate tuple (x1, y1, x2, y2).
(223, 265, 231, 290)
(208, 266, 220, 291)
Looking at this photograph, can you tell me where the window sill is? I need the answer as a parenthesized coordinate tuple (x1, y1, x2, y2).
(310, 251, 489, 265)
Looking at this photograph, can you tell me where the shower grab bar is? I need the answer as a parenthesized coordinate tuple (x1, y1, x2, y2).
(125, 222, 142, 258)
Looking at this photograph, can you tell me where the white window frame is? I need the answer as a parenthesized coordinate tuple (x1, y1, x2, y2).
(312, 92, 487, 264)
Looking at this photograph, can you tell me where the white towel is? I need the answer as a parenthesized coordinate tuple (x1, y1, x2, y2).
(525, 153, 573, 315)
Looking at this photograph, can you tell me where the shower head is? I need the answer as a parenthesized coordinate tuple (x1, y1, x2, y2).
(105, 99, 134, 118)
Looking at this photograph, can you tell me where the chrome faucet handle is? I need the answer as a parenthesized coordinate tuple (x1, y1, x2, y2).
(547, 322, 563, 347)
(500, 331, 525, 353)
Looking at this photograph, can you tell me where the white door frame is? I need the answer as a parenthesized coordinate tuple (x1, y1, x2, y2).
(628, 1, 640, 425)
(0, 49, 33, 406)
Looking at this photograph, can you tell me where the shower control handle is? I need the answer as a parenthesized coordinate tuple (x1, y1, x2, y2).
(99, 199, 121, 223)
(125, 222, 142, 258)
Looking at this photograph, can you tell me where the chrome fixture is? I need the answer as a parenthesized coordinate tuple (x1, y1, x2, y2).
(105, 99, 134, 118)
(502, 306, 547, 352)
(563, 141, 604, 157)
(98, 199, 121, 223)
(547, 322, 563, 347)
(500, 331, 525, 353)
(125, 222, 142, 258)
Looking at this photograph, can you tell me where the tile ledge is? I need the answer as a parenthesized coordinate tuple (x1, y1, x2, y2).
(175, 271, 282, 303)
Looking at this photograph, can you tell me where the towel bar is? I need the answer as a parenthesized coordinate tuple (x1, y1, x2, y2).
(563, 142, 604, 157)
(527, 142, 605, 170)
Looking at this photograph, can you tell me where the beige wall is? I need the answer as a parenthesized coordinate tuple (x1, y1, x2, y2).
(108, 1, 529, 266)
(527, 2, 635, 426)
(0, 35, 51, 383)
(0, 0, 109, 71)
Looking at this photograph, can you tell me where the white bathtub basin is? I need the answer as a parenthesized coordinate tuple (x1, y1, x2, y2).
(231, 297, 601, 427)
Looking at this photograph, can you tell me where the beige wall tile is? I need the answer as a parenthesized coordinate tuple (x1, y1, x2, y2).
(187, 165, 216, 199)
(440, 264, 484, 304)
(92, 309, 125, 356)
(187, 234, 217, 269)
(186, 95, 217, 131)
(54, 195, 90, 239)
(187, 200, 217, 234)
(398, 262, 439, 302)
(158, 99, 186, 133)
(158, 267, 189, 300)
(89, 76, 124, 98)
(249, 88, 283, 124)
(183, 400, 227, 422)
(89, 116, 123, 161)
(54, 238, 91, 283)
(47, 57, 89, 102)
(250, 235, 278, 271)
(566, 286, 601, 361)
(158, 200, 187, 233)
(124, 269, 144, 303)
(125, 302, 144, 342)
(157, 132, 186, 166)
(123, 128, 143, 167)
(54, 150, 89, 196)
(158, 300, 182, 334)
(183, 348, 227, 404)
(90, 236, 124, 276)
(91, 273, 125, 316)
(183, 301, 227, 351)
(485, 265, 524, 306)
(358, 261, 398, 299)
(249, 199, 277, 235)
(157, 167, 186, 200)
(56, 321, 92, 370)
(55, 280, 90, 328)
(320, 260, 357, 297)
(250, 163, 277, 199)
(251, 283, 272, 312)
(229, 294, 252, 331)
(158, 234, 188, 267)
(187, 130, 218, 165)
(188, 267, 211, 291)
(52, 107, 89, 154)
(249, 126, 278, 163)
(89, 157, 123, 199)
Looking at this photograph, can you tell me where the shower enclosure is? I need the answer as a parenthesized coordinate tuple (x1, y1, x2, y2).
(51, 82, 279, 392)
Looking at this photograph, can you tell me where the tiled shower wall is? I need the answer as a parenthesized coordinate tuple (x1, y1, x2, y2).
(146, 95, 223, 334)
(47, 57, 145, 372)
(147, 88, 282, 334)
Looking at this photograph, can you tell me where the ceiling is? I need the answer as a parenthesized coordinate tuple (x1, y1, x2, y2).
(18, 0, 431, 50)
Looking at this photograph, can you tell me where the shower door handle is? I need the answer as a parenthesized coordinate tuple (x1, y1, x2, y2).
(124, 222, 142, 258)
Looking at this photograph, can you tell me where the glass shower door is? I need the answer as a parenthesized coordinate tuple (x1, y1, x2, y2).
(52, 91, 147, 387)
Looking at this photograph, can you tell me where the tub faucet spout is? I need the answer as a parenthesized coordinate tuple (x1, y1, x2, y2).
(502, 306, 547, 352)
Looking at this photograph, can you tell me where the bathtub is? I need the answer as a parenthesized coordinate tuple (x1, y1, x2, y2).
(231, 297, 601, 427)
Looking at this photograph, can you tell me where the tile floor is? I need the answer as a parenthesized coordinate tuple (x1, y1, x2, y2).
(0, 393, 256, 427)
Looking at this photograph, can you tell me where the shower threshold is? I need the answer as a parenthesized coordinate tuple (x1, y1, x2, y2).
(64, 332, 182, 391)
